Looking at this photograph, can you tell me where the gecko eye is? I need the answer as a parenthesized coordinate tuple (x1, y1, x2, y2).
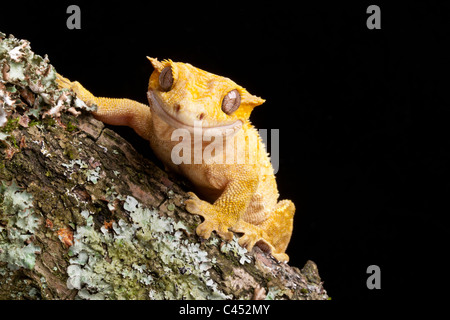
(222, 89, 241, 115)
(159, 66, 174, 91)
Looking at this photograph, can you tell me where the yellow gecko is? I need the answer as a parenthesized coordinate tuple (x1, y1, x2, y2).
(56, 58, 295, 262)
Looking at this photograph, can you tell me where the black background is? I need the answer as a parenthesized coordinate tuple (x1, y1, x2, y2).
(2, 1, 448, 302)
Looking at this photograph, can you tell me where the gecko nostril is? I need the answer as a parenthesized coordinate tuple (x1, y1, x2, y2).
(175, 104, 181, 113)
(198, 113, 205, 121)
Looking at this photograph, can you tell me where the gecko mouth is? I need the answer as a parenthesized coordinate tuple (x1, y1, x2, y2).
(147, 90, 243, 136)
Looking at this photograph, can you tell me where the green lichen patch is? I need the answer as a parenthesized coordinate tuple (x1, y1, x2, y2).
(0, 180, 41, 270)
(66, 196, 232, 300)
(65, 120, 77, 132)
(0, 31, 96, 142)
(219, 235, 252, 265)
(1, 117, 20, 133)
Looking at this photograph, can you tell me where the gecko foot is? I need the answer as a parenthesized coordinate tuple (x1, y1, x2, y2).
(232, 221, 272, 252)
(55, 73, 95, 106)
(232, 220, 289, 262)
(185, 192, 234, 241)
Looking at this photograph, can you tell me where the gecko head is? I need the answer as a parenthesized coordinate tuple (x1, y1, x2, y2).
(146, 57, 265, 135)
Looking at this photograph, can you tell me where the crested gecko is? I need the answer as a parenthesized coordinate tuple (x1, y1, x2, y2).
(56, 58, 295, 262)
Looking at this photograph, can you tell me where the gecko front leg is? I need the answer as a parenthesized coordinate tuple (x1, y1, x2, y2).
(185, 165, 259, 242)
(56, 74, 153, 141)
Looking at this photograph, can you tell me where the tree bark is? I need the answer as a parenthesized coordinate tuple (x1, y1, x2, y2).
(0, 32, 328, 300)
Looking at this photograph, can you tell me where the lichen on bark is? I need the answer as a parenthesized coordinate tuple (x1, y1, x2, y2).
(0, 32, 328, 300)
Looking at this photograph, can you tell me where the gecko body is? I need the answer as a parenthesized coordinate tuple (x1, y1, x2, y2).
(57, 58, 295, 261)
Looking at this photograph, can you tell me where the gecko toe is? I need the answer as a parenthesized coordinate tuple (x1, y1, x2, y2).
(185, 199, 201, 215)
(196, 220, 214, 239)
(186, 192, 199, 199)
(185, 193, 203, 214)
(218, 228, 234, 242)
(238, 234, 257, 251)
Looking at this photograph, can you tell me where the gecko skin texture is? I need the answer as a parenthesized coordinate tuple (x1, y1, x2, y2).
(57, 58, 295, 262)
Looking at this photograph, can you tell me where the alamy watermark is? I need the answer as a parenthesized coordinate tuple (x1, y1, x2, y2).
(170, 121, 280, 173)
(366, 265, 381, 289)
(66, 5, 81, 30)
(367, 5, 381, 30)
